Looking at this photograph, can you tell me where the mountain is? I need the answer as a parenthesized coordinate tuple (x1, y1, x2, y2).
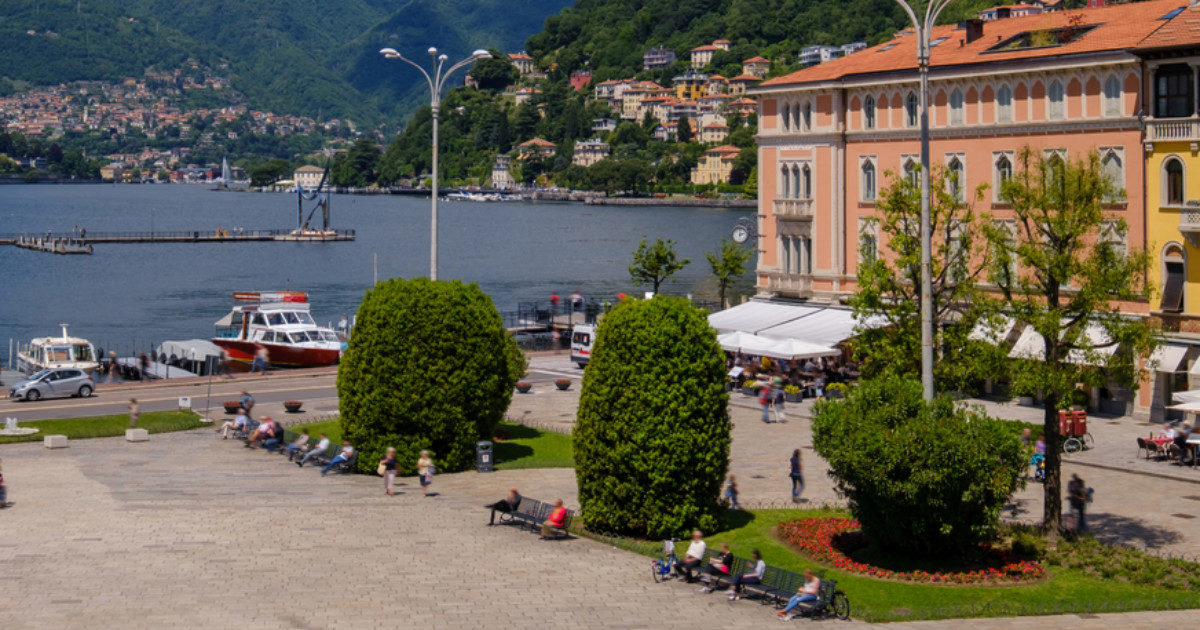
(0, 0, 573, 125)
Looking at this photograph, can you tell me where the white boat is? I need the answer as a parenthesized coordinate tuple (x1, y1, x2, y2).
(16, 324, 100, 375)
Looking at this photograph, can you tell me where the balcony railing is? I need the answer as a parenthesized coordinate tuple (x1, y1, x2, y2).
(773, 198, 813, 219)
(1147, 118, 1200, 142)
(763, 271, 813, 297)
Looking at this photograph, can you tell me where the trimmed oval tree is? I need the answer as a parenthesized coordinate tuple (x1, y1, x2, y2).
(574, 296, 730, 538)
(337, 278, 520, 474)
(812, 376, 1026, 555)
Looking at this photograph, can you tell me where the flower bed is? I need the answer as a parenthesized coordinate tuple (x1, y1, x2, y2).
(777, 517, 1045, 584)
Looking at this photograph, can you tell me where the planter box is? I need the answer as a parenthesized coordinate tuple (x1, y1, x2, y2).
(515, 382, 532, 394)
(284, 401, 303, 413)
(223, 403, 240, 414)
(555, 379, 572, 391)
(784, 392, 802, 403)
(741, 385, 758, 397)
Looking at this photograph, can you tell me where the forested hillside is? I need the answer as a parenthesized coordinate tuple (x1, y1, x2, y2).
(0, 0, 573, 125)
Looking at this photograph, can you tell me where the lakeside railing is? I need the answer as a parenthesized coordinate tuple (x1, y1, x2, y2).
(0, 228, 356, 244)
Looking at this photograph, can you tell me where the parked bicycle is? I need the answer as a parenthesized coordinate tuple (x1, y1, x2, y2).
(651, 538, 680, 582)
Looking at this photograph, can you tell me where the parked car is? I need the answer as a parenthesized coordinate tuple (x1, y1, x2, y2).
(8, 369, 94, 401)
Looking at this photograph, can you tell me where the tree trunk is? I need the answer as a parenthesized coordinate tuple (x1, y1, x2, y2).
(718, 283, 727, 309)
(1042, 392, 1062, 535)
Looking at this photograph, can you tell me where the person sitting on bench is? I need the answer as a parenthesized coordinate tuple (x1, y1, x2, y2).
(777, 569, 821, 620)
(284, 429, 310, 460)
(698, 542, 733, 593)
(297, 433, 330, 467)
(727, 549, 765, 601)
(486, 487, 522, 525)
(321, 441, 355, 475)
(245, 417, 275, 449)
(539, 499, 567, 539)
(674, 530, 706, 582)
(216, 408, 249, 439)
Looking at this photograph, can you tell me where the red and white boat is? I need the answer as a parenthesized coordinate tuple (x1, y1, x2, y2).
(212, 291, 344, 367)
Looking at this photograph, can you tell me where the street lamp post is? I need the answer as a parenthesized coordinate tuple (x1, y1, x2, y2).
(380, 46, 492, 281)
(890, 0, 954, 401)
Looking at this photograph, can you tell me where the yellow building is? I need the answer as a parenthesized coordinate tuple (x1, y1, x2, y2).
(673, 70, 708, 100)
(690, 144, 741, 185)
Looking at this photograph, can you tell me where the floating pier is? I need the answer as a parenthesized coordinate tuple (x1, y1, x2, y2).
(0, 228, 355, 253)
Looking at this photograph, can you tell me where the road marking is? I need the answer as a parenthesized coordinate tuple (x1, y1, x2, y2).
(0, 382, 334, 414)
(530, 368, 584, 379)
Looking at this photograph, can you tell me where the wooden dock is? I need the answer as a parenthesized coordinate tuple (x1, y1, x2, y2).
(0, 228, 355, 251)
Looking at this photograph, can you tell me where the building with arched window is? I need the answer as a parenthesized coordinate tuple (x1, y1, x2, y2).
(748, 0, 1200, 418)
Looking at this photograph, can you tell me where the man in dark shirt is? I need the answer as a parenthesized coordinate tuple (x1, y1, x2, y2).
(486, 487, 523, 526)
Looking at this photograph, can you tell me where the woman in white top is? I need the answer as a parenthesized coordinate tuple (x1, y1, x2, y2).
(727, 549, 765, 600)
(778, 568, 821, 619)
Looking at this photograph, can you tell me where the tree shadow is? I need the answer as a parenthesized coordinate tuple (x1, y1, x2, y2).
(495, 423, 540, 440)
(1085, 512, 1184, 550)
(493, 442, 534, 463)
(719, 508, 756, 532)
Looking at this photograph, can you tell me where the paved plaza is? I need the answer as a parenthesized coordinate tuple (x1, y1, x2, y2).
(2, 355, 1199, 628)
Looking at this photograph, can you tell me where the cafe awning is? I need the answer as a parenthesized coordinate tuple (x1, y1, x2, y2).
(708, 301, 820, 334)
(1172, 390, 1200, 404)
(1150, 343, 1189, 373)
(717, 331, 839, 360)
(968, 316, 1016, 344)
(756, 308, 882, 347)
(1007, 323, 1117, 366)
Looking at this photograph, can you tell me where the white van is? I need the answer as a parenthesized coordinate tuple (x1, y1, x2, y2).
(570, 324, 595, 368)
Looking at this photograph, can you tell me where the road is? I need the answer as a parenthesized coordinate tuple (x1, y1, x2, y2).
(0, 353, 582, 421)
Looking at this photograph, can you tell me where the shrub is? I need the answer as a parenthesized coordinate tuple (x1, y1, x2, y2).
(337, 278, 520, 474)
(812, 376, 1026, 555)
(574, 296, 730, 538)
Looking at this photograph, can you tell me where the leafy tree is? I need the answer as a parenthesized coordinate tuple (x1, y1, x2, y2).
(642, 110, 658, 131)
(981, 148, 1157, 534)
(337, 278, 521, 475)
(728, 147, 756, 186)
(247, 158, 292, 186)
(629, 238, 690, 294)
(677, 116, 694, 143)
(332, 138, 382, 187)
(812, 376, 1026, 555)
(706, 239, 753, 308)
(849, 165, 1006, 394)
(742, 166, 758, 198)
(575, 296, 730, 537)
(470, 50, 520, 91)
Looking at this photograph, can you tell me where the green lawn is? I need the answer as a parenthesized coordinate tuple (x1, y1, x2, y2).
(285, 420, 574, 470)
(654, 508, 1200, 622)
(0, 410, 205, 444)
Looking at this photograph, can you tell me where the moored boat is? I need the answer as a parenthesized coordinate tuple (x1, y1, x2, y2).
(16, 324, 100, 375)
(211, 291, 343, 367)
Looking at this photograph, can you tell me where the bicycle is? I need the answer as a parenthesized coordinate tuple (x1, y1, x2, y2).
(651, 538, 680, 582)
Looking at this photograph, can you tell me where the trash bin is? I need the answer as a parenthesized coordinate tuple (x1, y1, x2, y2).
(476, 440, 494, 473)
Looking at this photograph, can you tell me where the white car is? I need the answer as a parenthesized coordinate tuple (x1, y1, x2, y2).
(9, 369, 94, 401)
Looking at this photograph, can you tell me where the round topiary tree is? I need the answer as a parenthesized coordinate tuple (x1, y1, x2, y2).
(812, 376, 1026, 555)
(574, 296, 730, 538)
(337, 277, 521, 475)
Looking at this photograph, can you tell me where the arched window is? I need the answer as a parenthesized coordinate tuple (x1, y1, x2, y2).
(801, 164, 812, 199)
(949, 89, 964, 126)
(997, 84, 1013, 122)
(1103, 76, 1122, 117)
(1165, 157, 1185, 205)
(1046, 152, 1065, 189)
(780, 166, 790, 198)
(947, 157, 964, 202)
(802, 102, 812, 130)
(1101, 151, 1123, 199)
(904, 158, 919, 187)
(905, 92, 918, 127)
(1047, 80, 1064, 119)
(864, 95, 876, 129)
(861, 160, 876, 202)
(782, 103, 792, 131)
(1162, 243, 1186, 312)
(791, 164, 802, 199)
(995, 154, 1013, 202)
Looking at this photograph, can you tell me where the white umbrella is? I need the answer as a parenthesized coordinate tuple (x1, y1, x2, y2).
(1172, 390, 1200, 404)
(718, 331, 839, 360)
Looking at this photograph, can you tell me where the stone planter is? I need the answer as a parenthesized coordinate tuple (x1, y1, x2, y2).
(784, 392, 802, 403)
(741, 385, 758, 397)
(516, 381, 532, 394)
(223, 402, 240, 414)
(555, 378, 572, 391)
(283, 401, 303, 413)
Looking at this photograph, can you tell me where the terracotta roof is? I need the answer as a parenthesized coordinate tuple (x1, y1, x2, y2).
(691, 45, 719, 52)
(710, 144, 742, 154)
(1137, 3, 1200, 50)
(708, 75, 729, 81)
(730, 74, 762, 82)
(519, 138, 556, 148)
(703, 122, 729, 129)
(714, 39, 732, 44)
(759, 0, 1188, 88)
(730, 97, 757, 105)
(508, 52, 532, 61)
(743, 56, 770, 63)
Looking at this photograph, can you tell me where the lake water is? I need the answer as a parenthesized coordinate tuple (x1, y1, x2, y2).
(0, 184, 751, 355)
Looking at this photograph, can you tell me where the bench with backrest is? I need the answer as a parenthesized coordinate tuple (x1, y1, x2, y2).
(232, 418, 259, 440)
(496, 497, 574, 539)
(741, 563, 803, 605)
(789, 577, 836, 617)
(697, 550, 744, 590)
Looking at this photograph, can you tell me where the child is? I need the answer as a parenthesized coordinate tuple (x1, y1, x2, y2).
(724, 474, 740, 510)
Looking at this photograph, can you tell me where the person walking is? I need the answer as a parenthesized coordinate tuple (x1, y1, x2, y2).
(789, 449, 804, 503)
(759, 384, 773, 424)
(250, 346, 268, 374)
(0, 458, 11, 508)
(724, 474, 740, 510)
(1067, 474, 1091, 534)
(380, 447, 397, 497)
(138, 352, 151, 381)
(128, 399, 140, 428)
(417, 450, 435, 497)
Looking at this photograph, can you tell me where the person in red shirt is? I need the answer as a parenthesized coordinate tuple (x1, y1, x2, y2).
(541, 498, 567, 539)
